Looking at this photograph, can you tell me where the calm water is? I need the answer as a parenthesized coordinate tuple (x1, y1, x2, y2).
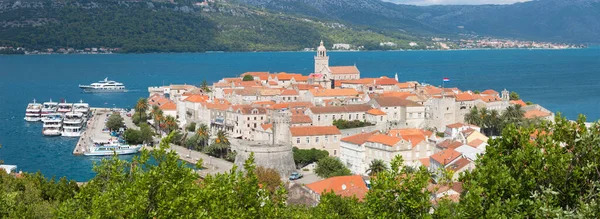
(1, 48, 600, 181)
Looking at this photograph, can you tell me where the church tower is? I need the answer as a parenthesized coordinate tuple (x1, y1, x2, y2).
(501, 89, 510, 101)
(314, 40, 329, 74)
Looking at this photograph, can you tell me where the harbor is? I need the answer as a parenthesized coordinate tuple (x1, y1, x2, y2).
(73, 107, 136, 155)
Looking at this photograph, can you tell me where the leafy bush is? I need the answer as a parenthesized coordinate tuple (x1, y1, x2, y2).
(332, 119, 373, 129)
(314, 157, 351, 178)
(292, 147, 329, 168)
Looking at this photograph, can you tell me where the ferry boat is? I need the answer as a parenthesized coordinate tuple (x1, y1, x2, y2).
(42, 114, 62, 136)
(41, 113, 62, 123)
(73, 100, 90, 117)
(41, 99, 58, 115)
(24, 99, 42, 122)
(57, 102, 73, 114)
(84, 140, 142, 156)
(79, 77, 126, 92)
(61, 112, 84, 137)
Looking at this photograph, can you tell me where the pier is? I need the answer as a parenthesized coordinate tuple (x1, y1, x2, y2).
(73, 108, 135, 155)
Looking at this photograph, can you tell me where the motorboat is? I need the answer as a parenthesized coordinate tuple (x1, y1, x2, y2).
(73, 100, 90, 118)
(24, 99, 42, 122)
(57, 102, 73, 114)
(79, 77, 126, 92)
(61, 112, 84, 137)
(41, 99, 58, 115)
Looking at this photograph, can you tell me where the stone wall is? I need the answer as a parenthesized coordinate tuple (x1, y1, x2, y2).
(231, 139, 296, 177)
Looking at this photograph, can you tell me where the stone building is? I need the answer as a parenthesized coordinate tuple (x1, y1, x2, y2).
(289, 126, 342, 156)
(304, 104, 373, 126)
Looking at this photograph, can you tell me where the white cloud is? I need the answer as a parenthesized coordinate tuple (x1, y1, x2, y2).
(383, 0, 531, 6)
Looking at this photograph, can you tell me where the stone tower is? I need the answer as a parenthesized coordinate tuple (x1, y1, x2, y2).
(501, 89, 510, 101)
(272, 110, 291, 145)
(314, 40, 329, 75)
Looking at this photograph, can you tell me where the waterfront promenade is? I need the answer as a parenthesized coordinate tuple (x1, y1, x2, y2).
(144, 143, 234, 177)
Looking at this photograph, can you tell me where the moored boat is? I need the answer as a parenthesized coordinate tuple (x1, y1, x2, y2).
(57, 102, 73, 114)
(24, 99, 42, 122)
(41, 99, 58, 115)
(61, 112, 84, 137)
(42, 114, 62, 136)
(84, 140, 142, 156)
(73, 100, 90, 118)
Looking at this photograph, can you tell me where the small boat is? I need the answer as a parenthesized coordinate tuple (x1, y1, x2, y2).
(41, 99, 58, 115)
(61, 112, 84, 137)
(84, 140, 142, 156)
(79, 77, 126, 93)
(24, 99, 42, 122)
(42, 114, 62, 136)
(57, 101, 73, 114)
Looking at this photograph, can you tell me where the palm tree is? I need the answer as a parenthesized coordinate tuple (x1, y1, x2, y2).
(196, 124, 210, 151)
(164, 116, 178, 134)
(211, 130, 230, 158)
(487, 110, 500, 136)
(150, 105, 164, 135)
(503, 105, 525, 123)
(135, 98, 148, 124)
(464, 107, 481, 126)
(366, 159, 388, 176)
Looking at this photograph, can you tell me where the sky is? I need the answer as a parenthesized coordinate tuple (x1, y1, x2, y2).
(383, 0, 531, 6)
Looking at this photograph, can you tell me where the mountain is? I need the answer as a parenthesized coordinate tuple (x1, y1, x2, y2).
(237, 0, 600, 43)
(0, 0, 434, 53)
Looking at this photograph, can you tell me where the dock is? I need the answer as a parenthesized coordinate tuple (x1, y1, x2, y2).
(73, 108, 136, 155)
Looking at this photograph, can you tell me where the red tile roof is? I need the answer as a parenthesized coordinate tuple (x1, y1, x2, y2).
(510, 99, 527, 107)
(446, 158, 471, 172)
(159, 101, 177, 111)
(309, 88, 359, 97)
(341, 131, 380, 145)
(291, 115, 312, 124)
(430, 149, 462, 166)
(289, 126, 341, 136)
(524, 109, 552, 119)
(437, 139, 464, 150)
(309, 104, 372, 114)
(306, 175, 368, 201)
(241, 72, 270, 81)
(481, 89, 499, 95)
(329, 66, 360, 75)
(366, 108, 386, 115)
(372, 97, 422, 107)
(367, 134, 402, 146)
(281, 89, 299, 96)
(467, 139, 485, 148)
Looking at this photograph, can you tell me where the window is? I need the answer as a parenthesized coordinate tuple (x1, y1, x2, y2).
(394, 112, 397, 119)
(254, 123, 257, 128)
(325, 135, 328, 142)
(247, 124, 250, 128)
(333, 115, 336, 120)
(409, 113, 413, 118)
(334, 136, 338, 142)
(297, 138, 300, 144)
(261, 116, 263, 120)
(356, 114, 359, 120)
(247, 117, 250, 121)
(349, 114, 351, 120)
(306, 137, 310, 144)
(418, 113, 422, 118)
(318, 115, 321, 121)
(316, 137, 319, 143)
(334, 150, 337, 155)
(254, 117, 256, 120)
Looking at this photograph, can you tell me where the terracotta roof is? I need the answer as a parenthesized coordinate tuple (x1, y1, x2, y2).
(223, 78, 242, 83)
(183, 94, 209, 103)
(306, 175, 368, 201)
(481, 89, 499, 95)
(329, 66, 360, 75)
(366, 108, 386, 115)
(259, 89, 281, 96)
(422, 86, 444, 95)
(261, 124, 273, 131)
(252, 100, 276, 106)
(309, 88, 359, 97)
(291, 115, 312, 124)
(235, 106, 267, 115)
(339, 78, 375, 85)
(372, 97, 422, 107)
(476, 94, 502, 103)
(437, 139, 464, 150)
(375, 77, 398, 85)
(294, 84, 323, 90)
(446, 122, 479, 129)
(510, 99, 527, 107)
(378, 91, 413, 99)
(467, 139, 485, 148)
(289, 126, 341, 136)
(446, 158, 471, 172)
(524, 109, 552, 119)
(273, 72, 304, 81)
(268, 81, 278, 85)
(419, 158, 430, 167)
(294, 75, 309, 81)
(341, 131, 380, 145)
(159, 101, 177, 111)
(241, 72, 270, 81)
(236, 81, 263, 88)
(455, 93, 476, 102)
(430, 149, 462, 166)
(388, 128, 432, 147)
(396, 82, 417, 89)
(281, 89, 299, 96)
(309, 104, 372, 114)
(367, 134, 403, 146)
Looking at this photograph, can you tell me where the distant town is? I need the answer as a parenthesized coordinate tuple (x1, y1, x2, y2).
(141, 41, 556, 204)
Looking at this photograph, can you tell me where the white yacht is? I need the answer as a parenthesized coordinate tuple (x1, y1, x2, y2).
(73, 100, 90, 117)
(84, 140, 142, 156)
(57, 102, 73, 114)
(24, 99, 42, 122)
(42, 114, 62, 136)
(79, 78, 126, 92)
(41, 99, 58, 115)
(61, 112, 84, 137)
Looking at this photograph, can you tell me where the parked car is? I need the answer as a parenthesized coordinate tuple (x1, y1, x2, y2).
(289, 172, 303, 180)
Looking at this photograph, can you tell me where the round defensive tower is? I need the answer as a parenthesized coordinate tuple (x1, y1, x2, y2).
(233, 110, 296, 177)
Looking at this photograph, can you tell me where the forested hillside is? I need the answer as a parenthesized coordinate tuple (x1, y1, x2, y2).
(0, 0, 434, 52)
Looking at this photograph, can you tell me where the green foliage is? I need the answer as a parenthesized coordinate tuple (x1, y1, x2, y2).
(133, 98, 149, 126)
(242, 75, 254, 81)
(509, 91, 520, 100)
(473, 90, 481, 94)
(366, 159, 388, 176)
(464, 105, 527, 136)
(186, 122, 197, 132)
(314, 157, 351, 178)
(526, 101, 533, 105)
(206, 130, 231, 158)
(332, 119, 373, 129)
(200, 80, 211, 93)
(292, 147, 329, 168)
(105, 113, 124, 131)
(123, 125, 154, 145)
(255, 166, 282, 193)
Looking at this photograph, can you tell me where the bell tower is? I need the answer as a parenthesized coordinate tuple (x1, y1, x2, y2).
(501, 89, 510, 101)
(314, 40, 329, 74)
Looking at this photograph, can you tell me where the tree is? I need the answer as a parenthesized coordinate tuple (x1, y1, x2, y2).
(163, 115, 178, 134)
(196, 124, 210, 151)
(255, 166, 282, 193)
(135, 98, 148, 126)
(150, 105, 164, 135)
(473, 90, 481, 94)
(509, 91, 520, 100)
(242, 75, 254, 81)
(200, 80, 211, 93)
(314, 157, 351, 178)
(206, 130, 230, 158)
(123, 129, 142, 144)
(292, 147, 329, 168)
(366, 159, 387, 176)
(139, 124, 154, 144)
(186, 122, 196, 132)
(105, 113, 124, 131)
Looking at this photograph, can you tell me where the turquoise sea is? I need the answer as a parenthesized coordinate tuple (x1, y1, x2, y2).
(1, 48, 600, 181)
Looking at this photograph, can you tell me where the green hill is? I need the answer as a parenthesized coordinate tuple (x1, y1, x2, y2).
(0, 0, 435, 52)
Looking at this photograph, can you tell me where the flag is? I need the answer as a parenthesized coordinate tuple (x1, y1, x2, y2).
(443, 78, 450, 82)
